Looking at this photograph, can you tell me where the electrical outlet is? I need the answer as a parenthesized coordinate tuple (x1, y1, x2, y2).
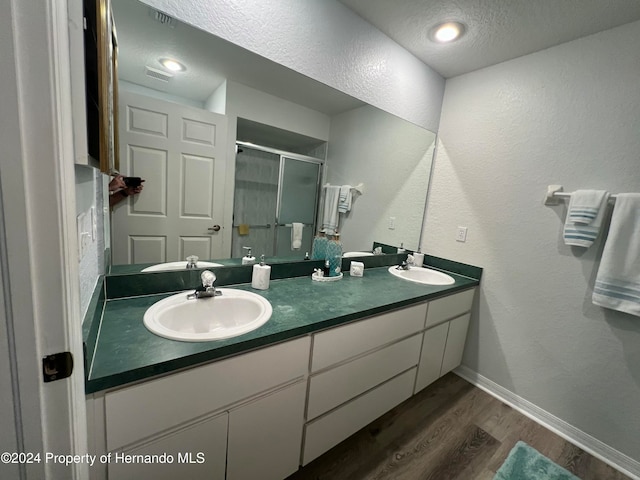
(456, 226, 468, 242)
(388, 216, 396, 230)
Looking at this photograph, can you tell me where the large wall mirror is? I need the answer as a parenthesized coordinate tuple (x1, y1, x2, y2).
(108, 0, 436, 274)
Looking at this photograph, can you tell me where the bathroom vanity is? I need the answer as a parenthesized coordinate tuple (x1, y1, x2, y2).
(84, 258, 480, 480)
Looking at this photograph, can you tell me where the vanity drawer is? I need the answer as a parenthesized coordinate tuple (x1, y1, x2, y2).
(303, 368, 416, 465)
(311, 302, 427, 372)
(425, 288, 475, 327)
(307, 334, 421, 420)
(105, 337, 310, 451)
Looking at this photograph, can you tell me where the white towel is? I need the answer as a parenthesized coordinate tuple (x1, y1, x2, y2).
(322, 186, 340, 235)
(568, 190, 609, 224)
(291, 222, 303, 250)
(563, 190, 610, 248)
(592, 193, 640, 317)
(338, 185, 352, 213)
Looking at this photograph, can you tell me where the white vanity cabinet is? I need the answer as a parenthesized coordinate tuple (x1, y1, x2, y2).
(90, 337, 310, 480)
(88, 286, 477, 480)
(415, 288, 475, 393)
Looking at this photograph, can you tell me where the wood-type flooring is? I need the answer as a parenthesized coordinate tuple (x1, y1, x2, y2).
(287, 373, 630, 480)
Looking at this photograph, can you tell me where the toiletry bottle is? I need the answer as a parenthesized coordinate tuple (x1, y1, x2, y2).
(251, 255, 271, 290)
(304, 251, 310, 260)
(397, 242, 405, 253)
(323, 259, 331, 277)
(311, 230, 328, 260)
(242, 246, 256, 265)
(326, 232, 343, 277)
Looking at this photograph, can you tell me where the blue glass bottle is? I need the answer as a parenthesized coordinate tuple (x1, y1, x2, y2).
(311, 230, 328, 261)
(326, 232, 343, 277)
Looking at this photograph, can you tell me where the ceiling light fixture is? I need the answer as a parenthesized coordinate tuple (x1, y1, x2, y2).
(159, 58, 186, 72)
(430, 21, 466, 43)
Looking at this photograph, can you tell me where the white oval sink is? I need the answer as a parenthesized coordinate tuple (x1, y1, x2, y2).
(388, 266, 455, 285)
(343, 251, 374, 258)
(141, 261, 224, 272)
(143, 289, 272, 342)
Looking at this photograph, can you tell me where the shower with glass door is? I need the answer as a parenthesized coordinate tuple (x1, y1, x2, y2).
(231, 143, 323, 259)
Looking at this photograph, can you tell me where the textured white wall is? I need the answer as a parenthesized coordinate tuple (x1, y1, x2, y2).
(327, 105, 435, 251)
(424, 21, 640, 465)
(140, 0, 445, 132)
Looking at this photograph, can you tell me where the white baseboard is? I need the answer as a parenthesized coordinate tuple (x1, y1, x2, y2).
(454, 365, 640, 480)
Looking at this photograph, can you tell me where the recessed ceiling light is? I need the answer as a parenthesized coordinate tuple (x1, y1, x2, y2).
(430, 22, 466, 43)
(159, 58, 186, 72)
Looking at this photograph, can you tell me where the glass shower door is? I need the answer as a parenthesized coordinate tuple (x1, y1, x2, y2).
(275, 157, 321, 257)
(232, 147, 280, 257)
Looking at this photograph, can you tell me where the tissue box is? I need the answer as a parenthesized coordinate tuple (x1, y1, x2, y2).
(349, 261, 364, 277)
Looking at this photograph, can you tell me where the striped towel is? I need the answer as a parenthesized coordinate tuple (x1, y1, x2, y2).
(563, 190, 609, 248)
(592, 193, 640, 317)
(338, 185, 353, 213)
(568, 190, 609, 224)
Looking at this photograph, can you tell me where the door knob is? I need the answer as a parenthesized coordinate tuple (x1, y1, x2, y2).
(208, 225, 221, 232)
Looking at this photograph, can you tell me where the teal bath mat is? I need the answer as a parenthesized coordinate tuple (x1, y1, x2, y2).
(494, 441, 580, 480)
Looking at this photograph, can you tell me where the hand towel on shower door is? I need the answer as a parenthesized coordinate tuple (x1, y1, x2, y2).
(291, 222, 303, 250)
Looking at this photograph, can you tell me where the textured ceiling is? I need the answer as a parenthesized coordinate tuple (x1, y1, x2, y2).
(338, 0, 640, 78)
(113, 0, 640, 110)
(111, 0, 363, 114)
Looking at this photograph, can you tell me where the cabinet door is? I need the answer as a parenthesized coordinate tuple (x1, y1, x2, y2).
(414, 321, 449, 393)
(425, 288, 475, 327)
(440, 313, 471, 376)
(108, 412, 227, 480)
(227, 380, 306, 480)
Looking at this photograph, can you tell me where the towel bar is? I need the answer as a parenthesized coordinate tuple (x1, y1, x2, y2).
(544, 185, 618, 206)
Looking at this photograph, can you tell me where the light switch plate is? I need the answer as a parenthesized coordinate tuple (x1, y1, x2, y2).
(456, 226, 468, 242)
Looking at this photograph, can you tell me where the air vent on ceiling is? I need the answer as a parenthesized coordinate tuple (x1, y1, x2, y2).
(145, 66, 173, 82)
(149, 8, 176, 27)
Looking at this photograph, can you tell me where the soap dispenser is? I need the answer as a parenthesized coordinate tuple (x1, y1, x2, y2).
(397, 242, 406, 253)
(326, 231, 343, 277)
(311, 229, 328, 260)
(242, 246, 256, 265)
(251, 255, 271, 290)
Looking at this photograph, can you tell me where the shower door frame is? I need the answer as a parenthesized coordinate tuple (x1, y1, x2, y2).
(234, 141, 324, 257)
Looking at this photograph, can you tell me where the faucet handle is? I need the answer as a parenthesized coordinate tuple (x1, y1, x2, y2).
(201, 270, 216, 288)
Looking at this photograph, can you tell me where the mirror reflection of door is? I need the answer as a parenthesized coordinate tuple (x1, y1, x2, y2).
(232, 146, 321, 258)
(111, 91, 227, 264)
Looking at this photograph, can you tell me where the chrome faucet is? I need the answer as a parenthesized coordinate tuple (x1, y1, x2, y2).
(396, 260, 410, 270)
(187, 270, 222, 299)
(186, 255, 199, 269)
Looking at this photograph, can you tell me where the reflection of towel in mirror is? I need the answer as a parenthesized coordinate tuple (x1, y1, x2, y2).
(592, 193, 640, 317)
(338, 185, 352, 213)
(291, 222, 303, 250)
(322, 186, 340, 234)
(238, 224, 250, 235)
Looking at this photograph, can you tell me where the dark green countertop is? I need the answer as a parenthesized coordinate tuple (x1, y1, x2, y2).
(85, 266, 479, 394)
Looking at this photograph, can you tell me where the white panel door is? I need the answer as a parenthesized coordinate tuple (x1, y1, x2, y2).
(112, 91, 227, 264)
